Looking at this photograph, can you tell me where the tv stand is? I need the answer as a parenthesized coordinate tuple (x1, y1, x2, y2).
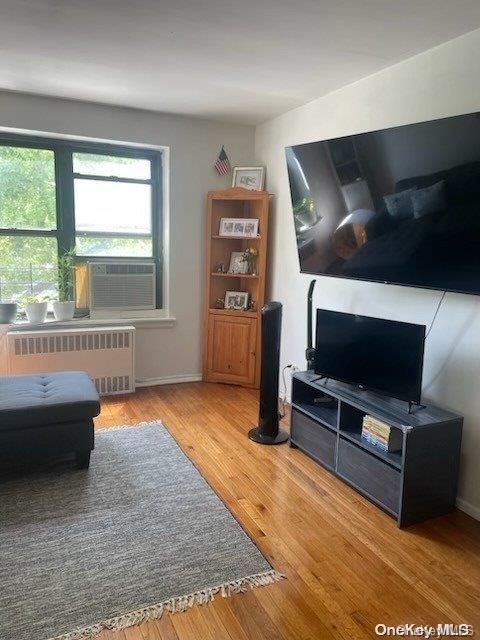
(291, 371, 463, 527)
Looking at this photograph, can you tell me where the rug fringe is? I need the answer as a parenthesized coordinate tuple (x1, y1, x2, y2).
(48, 569, 285, 640)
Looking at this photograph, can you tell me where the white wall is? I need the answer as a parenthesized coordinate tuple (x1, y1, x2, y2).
(255, 28, 480, 519)
(0, 92, 255, 384)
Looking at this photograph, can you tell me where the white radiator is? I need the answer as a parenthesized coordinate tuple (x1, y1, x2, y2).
(7, 326, 135, 395)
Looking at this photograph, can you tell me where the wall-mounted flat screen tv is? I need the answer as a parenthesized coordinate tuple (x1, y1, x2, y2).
(314, 309, 426, 404)
(286, 112, 480, 295)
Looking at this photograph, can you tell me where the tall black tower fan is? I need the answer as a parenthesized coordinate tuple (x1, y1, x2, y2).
(248, 302, 289, 445)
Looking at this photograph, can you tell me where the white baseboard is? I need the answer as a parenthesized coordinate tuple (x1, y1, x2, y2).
(135, 373, 202, 387)
(456, 497, 480, 521)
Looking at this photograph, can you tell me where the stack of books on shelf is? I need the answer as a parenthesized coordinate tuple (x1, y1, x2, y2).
(361, 415, 402, 453)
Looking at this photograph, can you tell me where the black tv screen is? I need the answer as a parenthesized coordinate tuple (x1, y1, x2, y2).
(286, 111, 480, 295)
(314, 309, 425, 404)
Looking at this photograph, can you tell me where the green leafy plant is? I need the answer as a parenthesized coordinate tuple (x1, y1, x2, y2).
(57, 246, 76, 302)
(21, 293, 51, 305)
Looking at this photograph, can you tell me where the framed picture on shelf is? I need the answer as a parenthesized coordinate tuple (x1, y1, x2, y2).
(219, 217, 259, 237)
(228, 251, 248, 274)
(232, 167, 265, 191)
(243, 219, 259, 237)
(224, 291, 249, 310)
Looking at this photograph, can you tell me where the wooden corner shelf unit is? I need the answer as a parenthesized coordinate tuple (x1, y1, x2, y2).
(203, 187, 269, 388)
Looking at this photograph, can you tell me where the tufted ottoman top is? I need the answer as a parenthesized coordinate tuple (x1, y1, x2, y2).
(0, 372, 100, 430)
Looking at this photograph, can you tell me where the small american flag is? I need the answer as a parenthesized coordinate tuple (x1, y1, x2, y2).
(214, 146, 231, 175)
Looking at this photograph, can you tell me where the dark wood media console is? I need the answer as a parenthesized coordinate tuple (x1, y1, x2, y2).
(291, 371, 463, 527)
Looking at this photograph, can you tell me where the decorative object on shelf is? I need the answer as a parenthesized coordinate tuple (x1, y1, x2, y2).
(229, 252, 248, 275)
(215, 262, 226, 273)
(21, 294, 49, 324)
(214, 146, 231, 175)
(215, 298, 225, 309)
(0, 303, 17, 324)
(247, 298, 255, 311)
(224, 291, 249, 310)
(241, 247, 258, 275)
(219, 217, 259, 238)
(232, 167, 265, 191)
(53, 246, 76, 321)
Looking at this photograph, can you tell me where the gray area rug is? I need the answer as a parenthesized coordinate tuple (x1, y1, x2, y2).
(0, 422, 282, 640)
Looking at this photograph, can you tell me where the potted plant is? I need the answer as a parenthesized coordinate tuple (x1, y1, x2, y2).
(0, 302, 18, 324)
(53, 246, 76, 321)
(22, 294, 49, 324)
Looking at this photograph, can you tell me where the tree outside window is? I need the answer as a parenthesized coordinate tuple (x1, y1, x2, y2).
(0, 139, 161, 307)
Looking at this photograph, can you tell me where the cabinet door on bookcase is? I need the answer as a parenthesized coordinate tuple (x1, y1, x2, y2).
(206, 314, 257, 386)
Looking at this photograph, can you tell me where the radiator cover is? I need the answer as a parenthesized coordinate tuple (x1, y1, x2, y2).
(7, 326, 135, 396)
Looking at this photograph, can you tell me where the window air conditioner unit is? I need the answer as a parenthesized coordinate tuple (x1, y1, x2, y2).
(86, 261, 156, 311)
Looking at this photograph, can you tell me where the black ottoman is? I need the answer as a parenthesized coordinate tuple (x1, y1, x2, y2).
(0, 371, 100, 470)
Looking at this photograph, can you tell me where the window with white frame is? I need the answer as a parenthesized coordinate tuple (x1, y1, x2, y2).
(0, 135, 162, 307)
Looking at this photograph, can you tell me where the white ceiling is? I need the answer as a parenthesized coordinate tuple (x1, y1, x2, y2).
(1, 0, 480, 125)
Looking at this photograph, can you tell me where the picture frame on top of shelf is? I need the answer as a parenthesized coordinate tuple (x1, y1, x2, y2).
(232, 167, 265, 191)
(229, 251, 248, 274)
(224, 290, 249, 310)
(219, 217, 259, 238)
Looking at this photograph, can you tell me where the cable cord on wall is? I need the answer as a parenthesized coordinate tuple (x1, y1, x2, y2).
(425, 290, 447, 341)
(278, 364, 293, 419)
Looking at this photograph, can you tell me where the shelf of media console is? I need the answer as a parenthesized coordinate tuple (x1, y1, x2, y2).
(290, 371, 463, 527)
(291, 398, 404, 470)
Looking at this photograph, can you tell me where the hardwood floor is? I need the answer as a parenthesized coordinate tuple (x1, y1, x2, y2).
(96, 382, 480, 640)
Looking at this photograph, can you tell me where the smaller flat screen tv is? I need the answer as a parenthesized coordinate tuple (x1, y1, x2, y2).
(314, 310, 425, 404)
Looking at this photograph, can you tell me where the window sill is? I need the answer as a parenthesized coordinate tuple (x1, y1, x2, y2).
(6, 315, 176, 332)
